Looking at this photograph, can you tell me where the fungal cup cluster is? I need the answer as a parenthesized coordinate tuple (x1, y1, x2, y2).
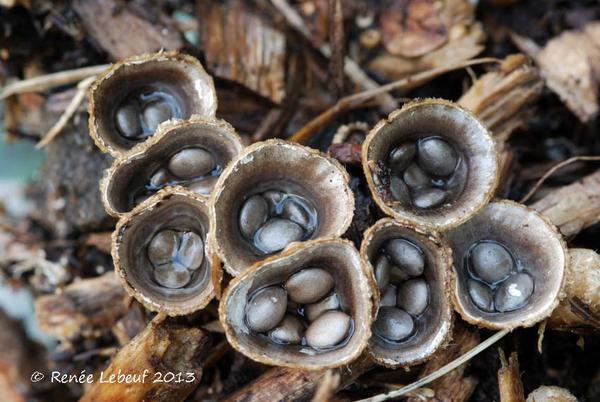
(372, 239, 430, 343)
(245, 268, 353, 351)
(238, 191, 318, 255)
(386, 136, 465, 210)
(88, 54, 565, 371)
(466, 240, 534, 313)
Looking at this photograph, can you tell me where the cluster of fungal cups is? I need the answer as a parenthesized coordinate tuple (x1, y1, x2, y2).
(89, 52, 227, 315)
(245, 268, 351, 350)
(88, 51, 568, 372)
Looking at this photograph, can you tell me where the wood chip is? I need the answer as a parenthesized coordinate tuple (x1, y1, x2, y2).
(512, 22, 600, 123)
(530, 169, 600, 237)
(73, 0, 183, 61)
(199, 0, 286, 104)
(458, 54, 543, 142)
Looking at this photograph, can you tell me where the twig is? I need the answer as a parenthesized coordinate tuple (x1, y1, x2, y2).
(519, 156, 600, 204)
(270, 0, 397, 111)
(356, 329, 510, 402)
(36, 76, 96, 148)
(289, 57, 502, 144)
(0, 64, 109, 100)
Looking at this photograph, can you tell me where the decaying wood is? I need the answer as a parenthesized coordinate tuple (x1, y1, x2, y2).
(35, 272, 129, 345)
(83, 232, 113, 255)
(80, 315, 210, 402)
(512, 22, 600, 123)
(547, 248, 600, 333)
(198, 0, 286, 104)
(530, 169, 600, 238)
(222, 355, 376, 402)
(497, 350, 525, 402)
(73, 0, 183, 61)
(457, 54, 543, 142)
(526, 386, 578, 402)
(519, 157, 600, 204)
(407, 323, 480, 402)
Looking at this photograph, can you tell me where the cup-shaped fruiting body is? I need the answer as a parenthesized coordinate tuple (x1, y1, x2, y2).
(360, 218, 453, 367)
(445, 200, 567, 329)
(219, 238, 374, 369)
(89, 51, 217, 157)
(362, 99, 499, 231)
(112, 188, 214, 315)
(101, 116, 243, 217)
(210, 139, 355, 276)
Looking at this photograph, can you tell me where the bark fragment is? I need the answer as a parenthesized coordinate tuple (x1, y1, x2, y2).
(198, 0, 286, 104)
(512, 22, 600, 123)
(458, 54, 543, 142)
(530, 169, 600, 238)
(73, 0, 183, 61)
(380, 0, 448, 58)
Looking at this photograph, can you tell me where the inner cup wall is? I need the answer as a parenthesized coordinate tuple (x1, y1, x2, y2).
(119, 198, 211, 304)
